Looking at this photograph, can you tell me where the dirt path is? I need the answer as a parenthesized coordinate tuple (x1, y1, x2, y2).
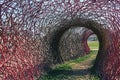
(69, 53, 97, 80)
(40, 53, 99, 80)
(72, 53, 97, 70)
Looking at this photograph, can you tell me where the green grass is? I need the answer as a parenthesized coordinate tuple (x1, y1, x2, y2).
(54, 51, 95, 71)
(39, 51, 100, 80)
(40, 74, 69, 80)
(88, 41, 99, 50)
(39, 41, 100, 80)
(40, 74, 100, 80)
(53, 50, 97, 70)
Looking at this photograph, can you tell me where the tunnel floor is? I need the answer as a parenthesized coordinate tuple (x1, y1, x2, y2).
(39, 50, 99, 80)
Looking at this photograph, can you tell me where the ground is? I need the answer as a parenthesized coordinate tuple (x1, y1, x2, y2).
(39, 41, 100, 80)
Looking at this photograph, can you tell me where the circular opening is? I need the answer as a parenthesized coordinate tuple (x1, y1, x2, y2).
(59, 27, 89, 61)
(87, 34, 99, 51)
(47, 26, 101, 79)
(48, 18, 108, 80)
(50, 18, 105, 64)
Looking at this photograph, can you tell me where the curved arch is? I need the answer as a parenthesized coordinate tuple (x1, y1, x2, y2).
(82, 29, 94, 54)
(49, 18, 111, 77)
(0, 0, 120, 80)
(57, 28, 95, 61)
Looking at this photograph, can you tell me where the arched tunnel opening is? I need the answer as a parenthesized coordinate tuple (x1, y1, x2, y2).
(57, 27, 99, 62)
(59, 27, 93, 61)
(87, 34, 99, 51)
(0, 0, 120, 80)
(50, 19, 104, 63)
(49, 18, 110, 79)
(49, 27, 100, 78)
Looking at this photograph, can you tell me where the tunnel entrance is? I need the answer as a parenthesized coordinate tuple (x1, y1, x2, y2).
(45, 27, 100, 79)
(50, 18, 106, 65)
(58, 27, 100, 62)
(49, 18, 110, 79)
(87, 34, 99, 51)
(59, 27, 94, 61)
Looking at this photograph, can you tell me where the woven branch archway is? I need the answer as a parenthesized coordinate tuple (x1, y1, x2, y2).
(58, 28, 94, 61)
(50, 21, 99, 64)
(81, 29, 94, 54)
(0, 0, 120, 80)
(49, 17, 109, 67)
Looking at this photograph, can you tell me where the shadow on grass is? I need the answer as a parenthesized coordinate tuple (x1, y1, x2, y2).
(39, 68, 100, 80)
(47, 69, 90, 76)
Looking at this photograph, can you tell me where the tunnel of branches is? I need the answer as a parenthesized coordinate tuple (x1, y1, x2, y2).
(50, 22, 100, 64)
(0, 0, 120, 80)
(56, 27, 94, 62)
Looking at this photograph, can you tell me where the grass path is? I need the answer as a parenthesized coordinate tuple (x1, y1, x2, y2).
(72, 52, 96, 69)
(39, 41, 100, 80)
(39, 51, 100, 80)
(70, 52, 98, 80)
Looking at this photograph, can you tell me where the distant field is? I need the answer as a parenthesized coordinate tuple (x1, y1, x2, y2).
(88, 41, 99, 50)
